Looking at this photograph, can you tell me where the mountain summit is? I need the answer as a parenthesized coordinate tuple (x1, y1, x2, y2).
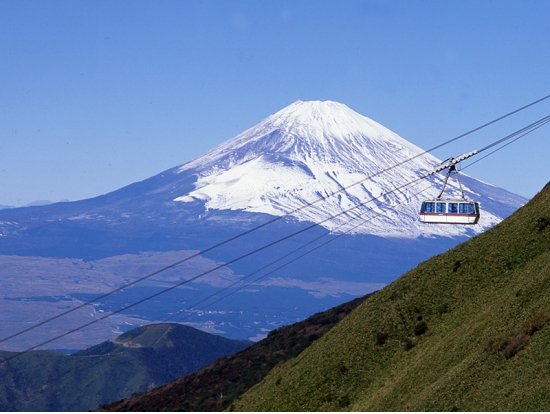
(0, 100, 524, 241)
(0, 100, 528, 349)
(173, 100, 524, 238)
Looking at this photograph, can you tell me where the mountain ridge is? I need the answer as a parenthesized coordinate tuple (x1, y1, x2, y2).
(0, 323, 251, 412)
(99, 294, 371, 412)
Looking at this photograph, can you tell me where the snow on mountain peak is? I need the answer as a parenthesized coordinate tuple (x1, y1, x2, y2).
(267, 100, 394, 139)
(174, 100, 523, 239)
(180, 100, 426, 174)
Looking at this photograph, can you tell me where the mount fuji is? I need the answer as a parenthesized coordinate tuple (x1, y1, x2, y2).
(0, 100, 526, 349)
(173, 100, 518, 238)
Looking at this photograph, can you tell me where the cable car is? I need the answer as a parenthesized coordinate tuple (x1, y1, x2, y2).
(420, 199, 480, 224)
(419, 151, 481, 225)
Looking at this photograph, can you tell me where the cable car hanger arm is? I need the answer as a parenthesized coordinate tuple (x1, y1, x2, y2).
(425, 149, 479, 201)
(426, 149, 479, 176)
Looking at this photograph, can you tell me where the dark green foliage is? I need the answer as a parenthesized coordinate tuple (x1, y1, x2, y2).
(535, 216, 550, 232)
(101, 294, 371, 412)
(522, 310, 549, 335)
(338, 395, 350, 408)
(453, 260, 461, 272)
(414, 320, 428, 336)
(377, 332, 389, 345)
(0, 324, 250, 412)
(337, 361, 348, 375)
(438, 303, 450, 315)
(402, 338, 415, 351)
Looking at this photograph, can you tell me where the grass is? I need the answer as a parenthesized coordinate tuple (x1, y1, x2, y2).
(230, 181, 550, 411)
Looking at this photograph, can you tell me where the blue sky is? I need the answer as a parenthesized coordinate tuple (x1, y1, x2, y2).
(2, 0, 550, 206)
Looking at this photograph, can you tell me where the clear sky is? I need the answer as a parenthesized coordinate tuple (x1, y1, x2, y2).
(2, 0, 550, 206)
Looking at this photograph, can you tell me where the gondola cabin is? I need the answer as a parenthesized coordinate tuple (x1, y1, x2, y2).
(420, 199, 480, 225)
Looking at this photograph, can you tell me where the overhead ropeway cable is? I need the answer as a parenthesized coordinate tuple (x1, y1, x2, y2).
(466, 113, 550, 170)
(0, 171, 436, 362)
(2, 94, 550, 358)
(15, 108, 550, 404)
(15, 179, 436, 408)
(169, 182, 437, 324)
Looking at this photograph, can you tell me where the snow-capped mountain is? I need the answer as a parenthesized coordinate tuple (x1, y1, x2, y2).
(0, 100, 528, 349)
(173, 100, 523, 238)
(0, 100, 524, 245)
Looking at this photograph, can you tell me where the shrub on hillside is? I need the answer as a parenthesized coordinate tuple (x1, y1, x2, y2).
(502, 334, 530, 359)
(438, 303, 450, 315)
(376, 332, 389, 345)
(402, 338, 415, 351)
(452, 260, 461, 272)
(522, 311, 550, 336)
(414, 321, 428, 336)
(484, 335, 509, 354)
(485, 310, 549, 358)
(535, 216, 550, 232)
(338, 395, 351, 408)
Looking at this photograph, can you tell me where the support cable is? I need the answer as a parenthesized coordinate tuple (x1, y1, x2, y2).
(1, 94, 550, 354)
(13, 109, 550, 402)
(18, 181, 435, 407)
(0, 172, 431, 362)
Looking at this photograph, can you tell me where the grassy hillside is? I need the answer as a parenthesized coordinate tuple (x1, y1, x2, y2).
(0, 323, 250, 411)
(100, 294, 370, 411)
(231, 182, 550, 411)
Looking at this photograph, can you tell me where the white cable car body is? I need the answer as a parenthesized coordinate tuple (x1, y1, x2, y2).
(419, 150, 481, 225)
(419, 199, 480, 224)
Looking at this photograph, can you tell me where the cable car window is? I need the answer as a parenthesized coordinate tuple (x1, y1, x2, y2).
(448, 203, 458, 214)
(459, 203, 474, 214)
(422, 202, 435, 213)
(436, 203, 446, 213)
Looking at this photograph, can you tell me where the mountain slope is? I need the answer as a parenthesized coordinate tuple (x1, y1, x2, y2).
(99, 294, 371, 412)
(231, 181, 550, 411)
(0, 101, 525, 247)
(0, 100, 527, 349)
(174, 100, 523, 238)
(0, 323, 251, 412)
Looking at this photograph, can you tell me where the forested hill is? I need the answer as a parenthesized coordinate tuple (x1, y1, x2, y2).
(0, 323, 251, 411)
(99, 294, 370, 412)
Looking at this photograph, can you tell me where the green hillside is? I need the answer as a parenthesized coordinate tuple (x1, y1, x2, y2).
(100, 294, 370, 412)
(231, 182, 550, 411)
(0, 323, 250, 411)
